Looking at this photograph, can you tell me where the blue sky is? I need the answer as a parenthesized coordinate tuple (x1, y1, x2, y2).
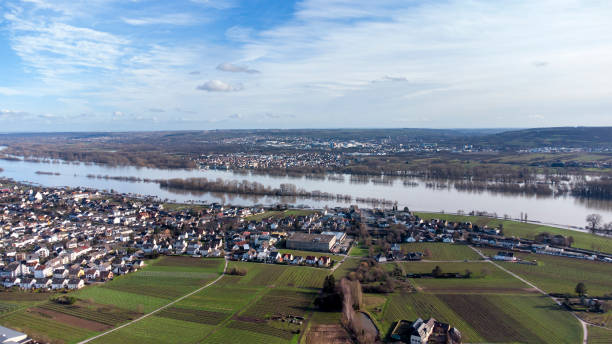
(0, 0, 611, 131)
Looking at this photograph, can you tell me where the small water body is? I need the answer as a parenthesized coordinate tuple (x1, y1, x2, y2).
(0, 157, 611, 228)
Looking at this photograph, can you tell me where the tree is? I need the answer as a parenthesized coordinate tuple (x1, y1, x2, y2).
(432, 265, 442, 277)
(586, 214, 602, 233)
(575, 282, 587, 297)
(323, 275, 336, 293)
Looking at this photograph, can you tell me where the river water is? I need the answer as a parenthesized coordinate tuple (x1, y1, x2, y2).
(0, 157, 611, 228)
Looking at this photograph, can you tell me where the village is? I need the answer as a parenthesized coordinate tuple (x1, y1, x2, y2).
(0, 177, 610, 297)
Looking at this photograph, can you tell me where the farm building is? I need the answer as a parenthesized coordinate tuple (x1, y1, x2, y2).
(286, 233, 336, 252)
(390, 318, 461, 344)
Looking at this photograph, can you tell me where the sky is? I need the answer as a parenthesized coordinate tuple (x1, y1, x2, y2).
(0, 0, 611, 132)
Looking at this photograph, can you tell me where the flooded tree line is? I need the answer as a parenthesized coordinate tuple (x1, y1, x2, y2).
(158, 177, 396, 207)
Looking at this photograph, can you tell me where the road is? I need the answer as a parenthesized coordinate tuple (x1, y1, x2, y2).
(77, 258, 228, 344)
(468, 246, 588, 344)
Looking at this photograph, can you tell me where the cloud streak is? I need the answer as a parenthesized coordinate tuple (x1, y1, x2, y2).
(216, 63, 260, 74)
(196, 80, 243, 92)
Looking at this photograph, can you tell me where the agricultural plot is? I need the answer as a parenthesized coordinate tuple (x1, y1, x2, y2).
(481, 248, 612, 296)
(396, 261, 531, 293)
(414, 212, 612, 253)
(202, 326, 290, 344)
(226, 261, 286, 287)
(174, 284, 261, 313)
(75, 256, 224, 313)
(587, 326, 612, 344)
(379, 292, 582, 343)
(0, 302, 19, 315)
(400, 243, 482, 261)
(90, 315, 215, 344)
(0, 310, 96, 344)
(276, 266, 329, 289)
(0, 291, 52, 301)
(101, 270, 217, 299)
(74, 284, 169, 313)
(38, 301, 139, 326)
(241, 288, 316, 319)
(156, 306, 229, 325)
(379, 292, 482, 341)
(227, 320, 294, 340)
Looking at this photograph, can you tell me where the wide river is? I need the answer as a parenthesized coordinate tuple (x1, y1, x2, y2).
(1, 157, 611, 228)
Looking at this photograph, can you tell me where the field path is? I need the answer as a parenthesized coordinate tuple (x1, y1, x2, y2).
(469, 246, 588, 344)
(77, 258, 228, 344)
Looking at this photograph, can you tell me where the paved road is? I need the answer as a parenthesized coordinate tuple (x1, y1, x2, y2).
(78, 258, 229, 344)
(468, 246, 588, 344)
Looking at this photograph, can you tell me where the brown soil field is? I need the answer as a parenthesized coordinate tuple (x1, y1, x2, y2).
(305, 324, 352, 344)
(29, 308, 111, 332)
(0, 291, 51, 301)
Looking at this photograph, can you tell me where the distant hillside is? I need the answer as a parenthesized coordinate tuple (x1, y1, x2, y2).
(478, 127, 612, 149)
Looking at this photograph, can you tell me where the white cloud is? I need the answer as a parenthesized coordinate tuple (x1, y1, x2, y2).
(196, 80, 243, 92)
(225, 26, 253, 42)
(122, 13, 200, 26)
(0, 87, 23, 96)
(189, 0, 236, 10)
(216, 63, 260, 74)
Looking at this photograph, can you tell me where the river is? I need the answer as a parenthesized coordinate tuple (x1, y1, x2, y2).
(0, 156, 611, 228)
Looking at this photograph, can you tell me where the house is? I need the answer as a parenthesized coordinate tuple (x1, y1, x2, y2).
(3, 277, 20, 288)
(69, 267, 84, 278)
(493, 251, 517, 261)
(318, 256, 331, 267)
(19, 277, 35, 290)
(53, 268, 69, 279)
(35, 278, 52, 289)
(305, 256, 318, 265)
(67, 278, 84, 290)
(375, 253, 387, 263)
(268, 251, 283, 263)
(51, 278, 67, 290)
(85, 269, 100, 280)
(34, 265, 52, 279)
(100, 271, 114, 281)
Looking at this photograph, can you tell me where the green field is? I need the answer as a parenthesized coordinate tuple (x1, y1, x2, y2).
(587, 326, 612, 344)
(392, 261, 530, 293)
(88, 261, 324, 344)
(0, 256, 226, 343)
(91, 315, 216, 344)
(415, 212, 612, 253)
(348, 245, 370, 257)
(400, 243, 482, 261)
(480, 248, 612, 296)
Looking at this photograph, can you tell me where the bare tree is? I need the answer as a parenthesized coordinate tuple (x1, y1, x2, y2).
(586, 214, 602, 233)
